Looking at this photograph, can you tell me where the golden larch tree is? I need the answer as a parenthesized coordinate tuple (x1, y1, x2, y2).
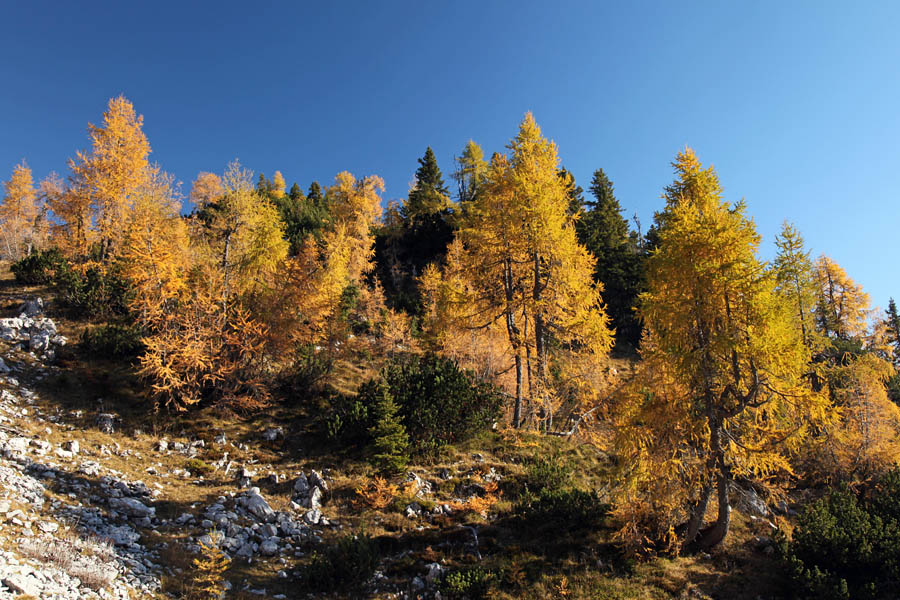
(0, 161, 41, 259)
(805, 255, 900, 479)
(423, 113, 612, 428)
(613, 148, 829, 554)
(69, 95, 151, 259)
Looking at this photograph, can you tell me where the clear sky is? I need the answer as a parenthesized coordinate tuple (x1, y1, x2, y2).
(1, 1, 898, 308)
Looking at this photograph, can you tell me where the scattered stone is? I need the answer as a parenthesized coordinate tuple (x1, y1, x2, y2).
(2, 573, 41, 597)
(261, 427, 283, 442)
(36, 520, 59, 533)
(239, 488, 275, 521)
(96, 413, 117, 434)
(19, 297, 44, 317)
(62, 440, 79, 454)
(109, 497, 155, 519)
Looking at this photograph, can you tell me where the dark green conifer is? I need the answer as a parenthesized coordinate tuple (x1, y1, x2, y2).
(367, 380, 409, 473)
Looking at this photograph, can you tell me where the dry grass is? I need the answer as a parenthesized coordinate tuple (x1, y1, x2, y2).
(19, 529, 117, 591)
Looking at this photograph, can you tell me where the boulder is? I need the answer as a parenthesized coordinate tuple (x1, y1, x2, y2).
(259, 539, 279, 556)
(292, 473, 309, 496)
(96, 413, 117, 434)
(261, 427, 283, 442)
(307, 486, 323, 510)
(2, 573, 41, 597)
(240, 488, 275, 521)
(107, 524, 141, 546)
(110, 497, 155, 519)
(19, 298, 44, 317)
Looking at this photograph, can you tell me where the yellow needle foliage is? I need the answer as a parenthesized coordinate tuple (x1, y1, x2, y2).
(612, 148, 830, 555)
(69, 95, 151, 260)
(803, 254, 900, 480)
(0, 161, 41, 259)
(422, 113, 612, 429)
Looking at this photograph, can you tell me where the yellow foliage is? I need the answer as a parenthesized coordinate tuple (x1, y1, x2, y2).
(192, 533, 230, 600)
(355, 476, 400, 510)
(613, 148, 831, 554)
(0, 161, 41, 259)
(422, 114, 612, 429)
(189, 172, 223, 207)
(811, 353, 900, 479)
(68, 95, 151, 259)
(272, 170, 286, 197)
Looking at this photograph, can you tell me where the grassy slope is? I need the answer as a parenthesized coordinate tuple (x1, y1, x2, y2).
(0, 264, 790, 600)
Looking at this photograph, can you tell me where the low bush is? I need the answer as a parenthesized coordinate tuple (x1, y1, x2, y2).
(515, 488, 609, 528)
(80, 324, 144, 359)
(324, 392, 371, 448)
(55, 263, 133, 319)
(373, 353, 503, 453)
(524, 454, 574, 493)
(443, 566, 498, 599)
(326, 353, 504, 457)
(780, 469, 900, 599)
(303, 533, 380, 593)
(10, 248, 67, 284)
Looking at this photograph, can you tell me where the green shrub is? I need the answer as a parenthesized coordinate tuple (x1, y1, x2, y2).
(183, 458, 213, 476)
(80, 324, 144, 359)
(443, 567, 498, 599)
(515, 488, 609, 528)
(289, 343, 334, 391)
(780, 472, 900, 599)
(55, 263, 133, 319)
(524, 454, 574, 493)
(376, 353, 503, 453)
(10, 248, 67, 284)
(303, 533, 380, 593)
(324, 393, 371, 447)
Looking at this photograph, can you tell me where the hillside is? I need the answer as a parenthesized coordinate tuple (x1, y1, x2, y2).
(0, 272, 792, 599)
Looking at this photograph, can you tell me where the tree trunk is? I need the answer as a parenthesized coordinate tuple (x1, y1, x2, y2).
(697, 467, 731, 550)
(682, 481, 714, 552)
(503, 258, 523, 428)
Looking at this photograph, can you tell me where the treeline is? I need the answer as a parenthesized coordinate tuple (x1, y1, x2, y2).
(3, 97, 900, 564)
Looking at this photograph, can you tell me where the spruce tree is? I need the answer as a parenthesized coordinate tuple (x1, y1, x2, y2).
(256, 173, 270, 196)
(403, 146, 450, 224)
(307, 181, 324, 207)
(289, 182, 304, 201)
(886, 298, 900, 404)
(887, 298, 900, 364)
(367, 380, 409, 473)
(575, 168, 644, 348)
(375, 147, 455, 314)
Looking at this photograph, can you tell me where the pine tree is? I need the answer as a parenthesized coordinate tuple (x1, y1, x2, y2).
(813, 255, 870, 341)
(192, 532, 230, 600)
(307, 181, 324, 207)
(289, 182, 304, 201)
(575, 168, 643, 347)
(272, 171, 286, 197)
(256, 173, 270, 196)
(367, 380, 409, 473)
(376, 147, 455, 314)
(453, 140, 488, 209)
(423, 114, 612, 428)
(403, 146, 450, 224)
(886, 298, 900, 403)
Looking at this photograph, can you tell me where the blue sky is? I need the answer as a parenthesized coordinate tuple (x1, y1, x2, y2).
(1, 1, 898, 308)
